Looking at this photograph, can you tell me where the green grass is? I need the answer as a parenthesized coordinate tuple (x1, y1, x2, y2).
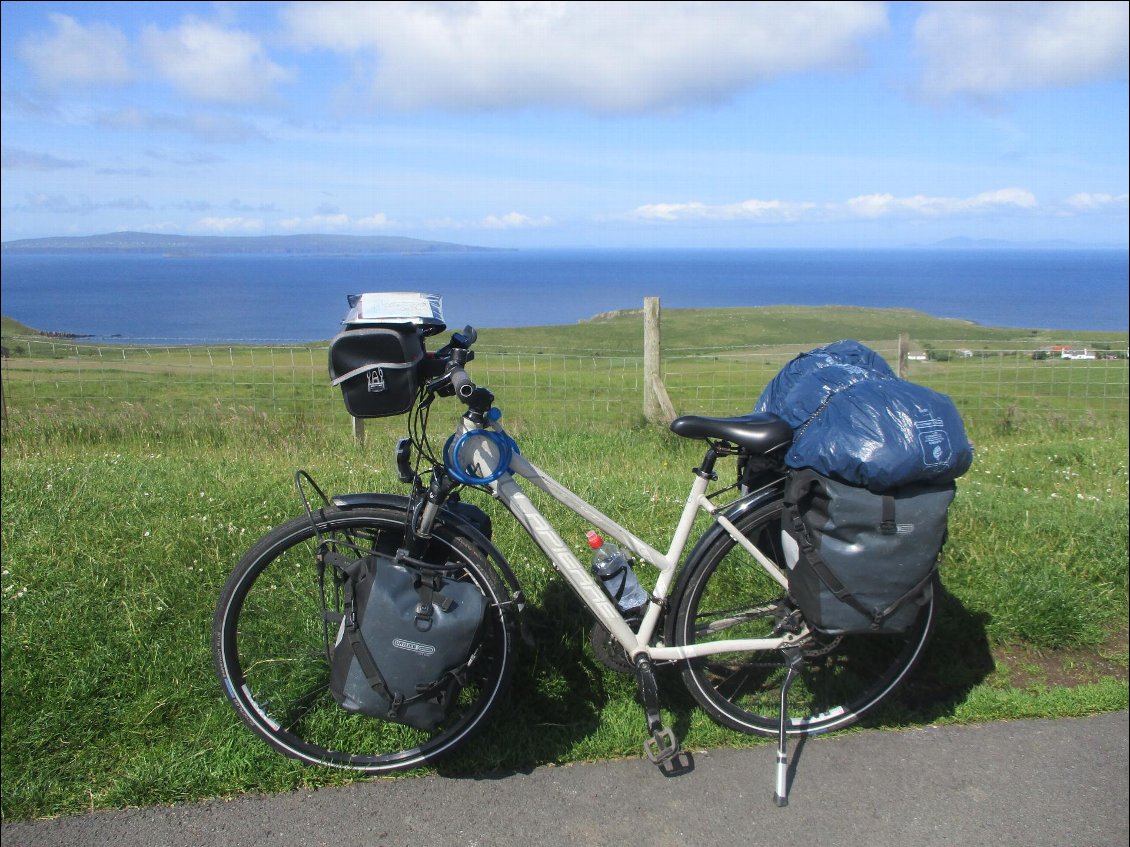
(475, 305, 1127, 354)
(3, 305, 1126, 435)
(2, 416, 1126, 820)
(1, 306, 1127, 820)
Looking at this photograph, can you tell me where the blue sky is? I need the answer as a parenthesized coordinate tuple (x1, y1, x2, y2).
(1, 1, 1127, 248)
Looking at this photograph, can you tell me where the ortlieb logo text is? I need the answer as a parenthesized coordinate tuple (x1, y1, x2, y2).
(392, 638, 435, 656)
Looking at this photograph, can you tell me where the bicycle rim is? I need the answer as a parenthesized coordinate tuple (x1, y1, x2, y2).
(673, 499, 934, 737)
(213, 507, 513, 772)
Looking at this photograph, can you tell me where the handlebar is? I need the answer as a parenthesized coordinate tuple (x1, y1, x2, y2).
(416, 324, 519, 486)
(450, 365, 475, 399)
(423, 325, 494, 415)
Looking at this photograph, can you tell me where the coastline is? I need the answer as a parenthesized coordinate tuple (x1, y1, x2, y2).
(2, 248, 1127, 340)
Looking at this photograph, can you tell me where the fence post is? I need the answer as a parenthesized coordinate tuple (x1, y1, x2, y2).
(643, 297, 661, 422)
(643, 297, 677, 425)
(897, 333, 909, 379)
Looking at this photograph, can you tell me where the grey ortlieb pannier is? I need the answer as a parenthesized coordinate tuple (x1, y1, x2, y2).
(782, 469, 954, 635)
(328, 553, 488, 730)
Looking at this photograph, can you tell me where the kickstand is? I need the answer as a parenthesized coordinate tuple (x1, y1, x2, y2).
(773, 646, 805, 807)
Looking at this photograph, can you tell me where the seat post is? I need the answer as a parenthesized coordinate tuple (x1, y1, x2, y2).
(694, 444, 722, 480)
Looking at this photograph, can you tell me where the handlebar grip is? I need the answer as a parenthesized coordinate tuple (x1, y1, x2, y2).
(449, 366, 475, 399)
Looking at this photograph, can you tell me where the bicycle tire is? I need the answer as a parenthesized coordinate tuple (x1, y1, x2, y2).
(213, 505, 515, 772)
(671, 497, 935, 737)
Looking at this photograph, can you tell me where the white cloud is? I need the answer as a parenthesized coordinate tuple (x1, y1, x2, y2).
(195, 216, 266, 233)
(1065, 192, 1130, 210)
(278, 213, 353, 231)
(141, 19, 291, 104)
(205, 211, 397, 232)
(1, 146, 86, 171)
(844, 188, 1038, 218)
(143, 148, 227, 167)
(17, 13, 132, 88)
(97, 108, 266, 143)
(280, 1, 888, 113)
(627, 188, 1041, 223)
(630, 199, 817, 221)
(915, 1, 1129, 98)
(15, 193, 151, 215)
(356, 213, 393, 229)
(481, 212, 553, 229)
(421, 212, 554, 230)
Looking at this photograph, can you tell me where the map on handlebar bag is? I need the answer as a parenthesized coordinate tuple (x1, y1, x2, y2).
(343, 292, 446, 333)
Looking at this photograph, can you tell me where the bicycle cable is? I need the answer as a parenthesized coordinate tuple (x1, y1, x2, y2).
(295, 469, 332, 541)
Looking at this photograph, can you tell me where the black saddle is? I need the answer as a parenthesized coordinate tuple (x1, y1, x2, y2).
(669, 413, 792, 455)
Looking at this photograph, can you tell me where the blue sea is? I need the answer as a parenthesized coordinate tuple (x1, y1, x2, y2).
(1, 248, 1126, 343)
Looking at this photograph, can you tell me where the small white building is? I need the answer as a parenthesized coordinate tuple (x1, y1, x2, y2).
(1061, 349, 1096, 360)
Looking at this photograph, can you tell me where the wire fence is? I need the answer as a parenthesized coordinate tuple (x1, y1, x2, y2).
(659, 340, 1130, 427)
(2, 335, 1127, 431)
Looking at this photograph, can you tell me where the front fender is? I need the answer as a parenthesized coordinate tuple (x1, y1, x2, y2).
(331, 492, 524, 610)
(332, 491, 412, 512)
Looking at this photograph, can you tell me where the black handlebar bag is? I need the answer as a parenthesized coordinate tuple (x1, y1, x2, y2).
(329, 327, 424, 417)
(783, 469, 954, 635)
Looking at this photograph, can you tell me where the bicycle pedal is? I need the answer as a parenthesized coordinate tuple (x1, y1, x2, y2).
(644, 727, 679, 764)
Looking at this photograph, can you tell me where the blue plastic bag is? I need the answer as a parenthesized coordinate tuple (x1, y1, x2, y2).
(754, 340, 895, 427)
(757, 341, 972, 492)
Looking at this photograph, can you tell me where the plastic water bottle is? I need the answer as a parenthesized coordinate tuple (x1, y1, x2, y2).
(587, 530, 648, 614)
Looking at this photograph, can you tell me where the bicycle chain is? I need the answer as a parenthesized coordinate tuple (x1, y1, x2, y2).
(801, 633, 843, 657)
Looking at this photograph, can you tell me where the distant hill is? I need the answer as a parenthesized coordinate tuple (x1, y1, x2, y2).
(0, 232, 500, 256)
(923, 237, 1115, 250)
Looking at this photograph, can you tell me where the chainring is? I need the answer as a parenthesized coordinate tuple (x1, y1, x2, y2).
(589, 621, 635, 674)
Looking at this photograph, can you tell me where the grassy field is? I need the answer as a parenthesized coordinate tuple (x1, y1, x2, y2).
(478, 305, 1128, 353)
(3, 306, 1127, 432)
(1, 308, 1127, 821)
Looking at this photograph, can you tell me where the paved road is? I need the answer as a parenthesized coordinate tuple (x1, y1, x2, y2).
(4, 712, 1127, 847)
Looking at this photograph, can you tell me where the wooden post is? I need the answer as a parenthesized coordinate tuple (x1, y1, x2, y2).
(650, 374, 679, 424)
(643, 297, 675, 425)
(352, 415, 365, 446)
(897, 333, 909, 379)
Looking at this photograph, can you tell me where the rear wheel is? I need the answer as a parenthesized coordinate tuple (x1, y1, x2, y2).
(212, 506, 514, 772)
(672, 499, 935, 737)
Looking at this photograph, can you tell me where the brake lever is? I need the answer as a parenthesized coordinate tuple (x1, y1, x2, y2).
(452, 325, 478, 348)
(425, 372, 456, 398)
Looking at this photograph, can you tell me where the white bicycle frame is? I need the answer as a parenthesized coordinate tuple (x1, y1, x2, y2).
(453, 421, 809, 664)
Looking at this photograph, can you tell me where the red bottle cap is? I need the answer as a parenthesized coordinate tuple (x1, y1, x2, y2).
(586, 530, 603, 549)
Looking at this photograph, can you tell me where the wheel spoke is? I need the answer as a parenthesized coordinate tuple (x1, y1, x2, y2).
(694, 602, 780, 636)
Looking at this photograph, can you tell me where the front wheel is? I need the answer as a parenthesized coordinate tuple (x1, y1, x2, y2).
(212, 506, 515, 772)
(671, 498, 935, 737)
